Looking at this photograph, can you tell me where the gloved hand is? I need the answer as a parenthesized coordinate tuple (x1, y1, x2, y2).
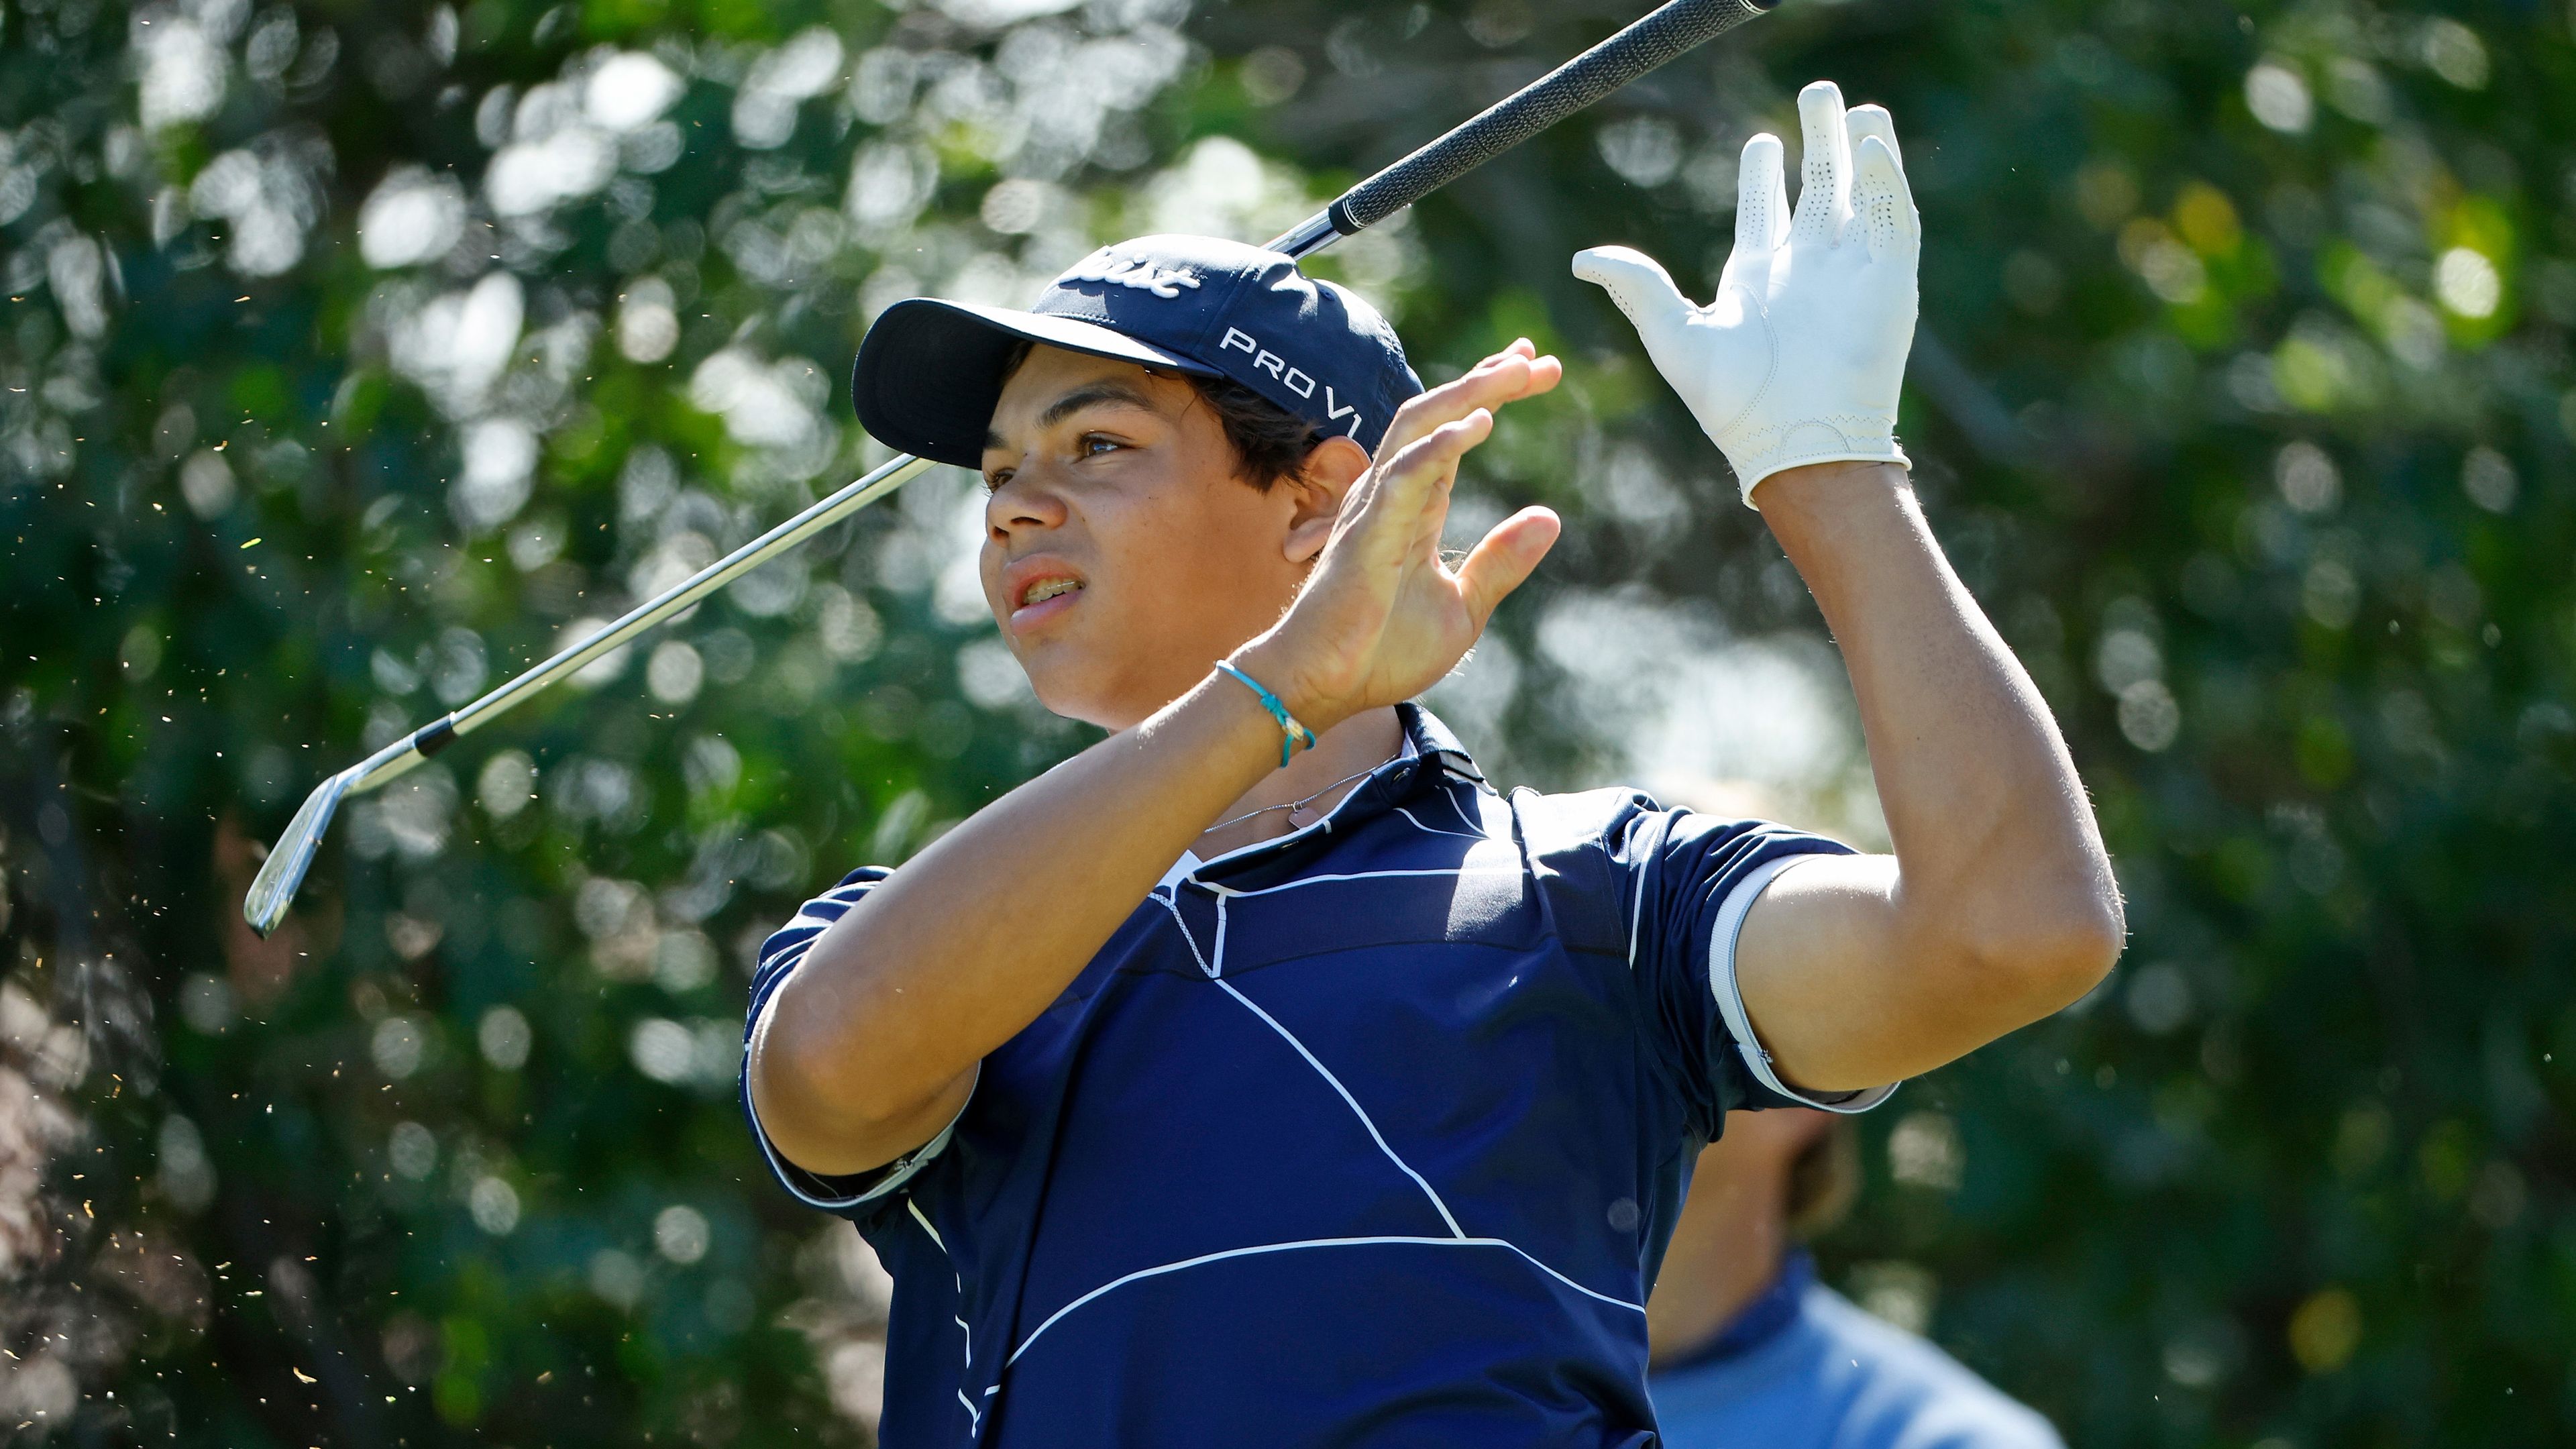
(1574, 80, 1921, 507)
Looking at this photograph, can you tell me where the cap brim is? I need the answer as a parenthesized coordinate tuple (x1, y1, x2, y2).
(850, 299, 1217, 468)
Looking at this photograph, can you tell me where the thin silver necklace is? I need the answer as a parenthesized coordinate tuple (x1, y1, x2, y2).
(1204, 763, 1381, 837)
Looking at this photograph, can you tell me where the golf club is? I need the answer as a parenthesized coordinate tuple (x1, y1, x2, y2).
(244, 0, 1779, 935)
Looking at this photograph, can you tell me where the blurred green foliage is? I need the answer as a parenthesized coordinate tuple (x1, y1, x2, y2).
(2, 0, 2571, 1444)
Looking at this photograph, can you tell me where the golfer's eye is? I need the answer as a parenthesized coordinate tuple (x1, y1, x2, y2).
(983, 468, 1012, 492)
(1077, 433, 1123, 459)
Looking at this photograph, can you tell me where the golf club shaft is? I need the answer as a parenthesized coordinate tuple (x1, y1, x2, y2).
(343, 453, 936, 798)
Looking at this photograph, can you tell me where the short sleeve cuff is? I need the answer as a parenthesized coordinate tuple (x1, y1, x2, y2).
(745, 990, 972, 1211)
(1708, 853, 1898, 1115)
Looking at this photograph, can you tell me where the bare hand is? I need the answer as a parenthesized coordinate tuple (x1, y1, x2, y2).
(1238, 339, 1562, 730)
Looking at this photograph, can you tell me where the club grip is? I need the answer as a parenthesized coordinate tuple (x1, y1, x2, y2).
(1329, 0, 1773, 235)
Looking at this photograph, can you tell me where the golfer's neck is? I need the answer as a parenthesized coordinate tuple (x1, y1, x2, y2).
(1191, 705, 1404, 858)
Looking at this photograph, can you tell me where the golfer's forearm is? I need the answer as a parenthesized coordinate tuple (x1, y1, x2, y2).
(1758, 462, 2122, 991)
(751, 668, 1285, 1174)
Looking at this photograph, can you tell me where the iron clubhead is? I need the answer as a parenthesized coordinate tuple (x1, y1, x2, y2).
(242, 765, 354, 936)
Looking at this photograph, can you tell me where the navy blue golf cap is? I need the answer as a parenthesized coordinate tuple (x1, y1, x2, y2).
(851, 235, 1423, 468)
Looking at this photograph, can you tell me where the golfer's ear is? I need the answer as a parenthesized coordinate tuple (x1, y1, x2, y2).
(1282, 435, 1371, 564)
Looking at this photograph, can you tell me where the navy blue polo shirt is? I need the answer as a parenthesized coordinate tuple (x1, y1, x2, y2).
(743, 705, 1893, 1446)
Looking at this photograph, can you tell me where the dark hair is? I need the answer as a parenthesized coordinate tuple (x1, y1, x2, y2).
(997, 339, 1326, 492)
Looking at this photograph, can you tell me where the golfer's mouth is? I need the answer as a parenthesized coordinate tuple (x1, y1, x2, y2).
(1009, 572, 1086, 630)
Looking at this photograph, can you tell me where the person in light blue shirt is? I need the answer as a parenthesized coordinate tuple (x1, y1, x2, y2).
(1648, 1109, 2065, 1448)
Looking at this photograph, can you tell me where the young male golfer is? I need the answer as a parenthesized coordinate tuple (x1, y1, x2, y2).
(745, 83, 2122, 1445)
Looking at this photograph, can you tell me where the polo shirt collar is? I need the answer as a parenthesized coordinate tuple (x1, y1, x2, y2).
(1185, 702, 1486, 888)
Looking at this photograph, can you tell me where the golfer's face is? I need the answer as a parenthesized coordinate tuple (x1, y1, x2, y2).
(980, 346, 1304, 730)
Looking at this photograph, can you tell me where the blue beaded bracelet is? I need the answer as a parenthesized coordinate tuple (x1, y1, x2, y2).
(1214, 661, 1318, 768)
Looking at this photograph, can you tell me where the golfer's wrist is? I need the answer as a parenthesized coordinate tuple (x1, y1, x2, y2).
(1732, 439, 1911, 508)
(1226, 637, 1353, 742)
(1750, 460, 1917, 553)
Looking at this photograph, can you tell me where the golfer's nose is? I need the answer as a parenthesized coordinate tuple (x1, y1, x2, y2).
(985, 464, 1068, 540)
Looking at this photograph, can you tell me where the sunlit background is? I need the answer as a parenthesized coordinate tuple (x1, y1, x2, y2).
(4, 0, 2572, 1443)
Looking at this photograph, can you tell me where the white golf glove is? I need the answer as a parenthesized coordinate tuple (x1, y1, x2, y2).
(1574, 80, 1921, 507)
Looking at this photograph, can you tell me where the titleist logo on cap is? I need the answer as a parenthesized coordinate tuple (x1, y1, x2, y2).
(850, 233, 1422, 467)
(1057, 252, 1202, 299)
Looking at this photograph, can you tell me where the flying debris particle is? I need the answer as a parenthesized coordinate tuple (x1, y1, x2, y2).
(242, 537, 262, 548)
(293, 1368, 317, 1383)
